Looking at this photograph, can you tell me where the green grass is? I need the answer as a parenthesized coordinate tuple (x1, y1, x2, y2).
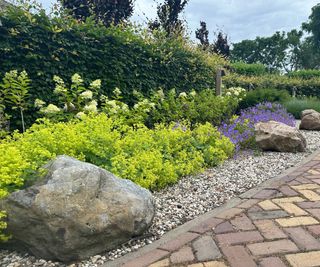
(284, 97, 320, 119)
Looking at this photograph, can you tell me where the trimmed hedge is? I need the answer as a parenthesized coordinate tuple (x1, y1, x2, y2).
(287, 69, 320, 79)
(230, 62, 269, 76)
(224, 74, 320, 97)
(0, 6, 226, 111)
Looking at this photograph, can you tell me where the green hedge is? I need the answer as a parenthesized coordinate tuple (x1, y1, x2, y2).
(0, 6, 225, 112)
(230, 62, 268, 76)
(224, 74, 320, 96)
(287, 69, 320, 79)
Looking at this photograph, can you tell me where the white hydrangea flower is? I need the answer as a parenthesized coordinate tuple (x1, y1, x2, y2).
(90, 79, 101, 90)
(179, 92, 187, 98)
(42, 104, 61, 114)
(75, 112, 86, 119)
(190, 90, 197, 97)
(80, 90, 93, 100)
(107, 100, 118, 109)
(34, 99, 46, 108)
(226, 92, 232, 96)
(53, 75, 64, 85)
(113, 87, 121, 97)
(71, 73, 83, 85)
(84, 100, 98, 113)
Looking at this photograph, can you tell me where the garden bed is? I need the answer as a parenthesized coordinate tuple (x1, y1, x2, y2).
(1, 125, 320, 267)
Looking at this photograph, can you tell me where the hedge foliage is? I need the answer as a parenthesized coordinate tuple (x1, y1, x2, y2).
(230, 62, 269, 76)
(287, 69, 320, 79)
(0, 5, 226, 110)
(224, 74, 320, 96)
(284, 97, 320, 119)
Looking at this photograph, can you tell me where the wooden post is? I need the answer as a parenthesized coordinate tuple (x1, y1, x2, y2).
(216, 69, 222, 96)
(292, 86, 297, 98)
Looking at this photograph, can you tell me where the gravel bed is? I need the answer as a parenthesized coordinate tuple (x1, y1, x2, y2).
(1, 127, 320, 267)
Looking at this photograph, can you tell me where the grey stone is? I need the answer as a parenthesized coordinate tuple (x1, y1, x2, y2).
(255, 121, 307, 152)
(300, 109, 320, 131)
(2, 156, 155, 262)
(192, 235, 221, 261)
(248, 210, 289, 220)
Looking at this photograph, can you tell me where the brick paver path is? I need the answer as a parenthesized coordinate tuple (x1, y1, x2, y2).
(112, 152, 320, 267)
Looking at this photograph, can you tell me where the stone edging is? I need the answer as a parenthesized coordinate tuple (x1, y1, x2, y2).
(104, 150, 320, 267)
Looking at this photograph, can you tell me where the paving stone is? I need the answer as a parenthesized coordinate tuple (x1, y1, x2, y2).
(203, 262, 228, 267)
(213, 221, 234, 234)
(221, 245, 256, 267)
(159, 232, 199, 251)
(312, 179, 320, 184)
(190, 217, 223, 234)
(248, 205, 263, 212)
(272, 196, 305, 204)
(306, 208, 320, 220)
(253, 189, 278, 199)
(237, 199, 260, 209)
(216, 231, 263, 246)
(259, 257, 287, 267)
(192, 235, 222, 261)
(187, 264, 204, 267)
(286, 251, 320, 267)
(307, 225, 320, 236)
(277, 202, 308, 216)
(215, 208, 244, 220)
(285, 227, 320, 250)
(297, 201, 320, 209)
(299, 190, 320, 201)
(292, 183, 320, 190)
(276, 216, 319, 227)
(258, 200, 280, 210)
(149, 258, 170, 267)
(288, 180, 301, 186)
(296, 177, 313, 184)
(247, 239, 299, 256)
(123, 249, 169, 267)
(230, 214, 255, 231)
(170, 246, 195, 264)
(248, 210, 288, 220)
(253, 219, 286, 240)
(279, 185, 299, 196)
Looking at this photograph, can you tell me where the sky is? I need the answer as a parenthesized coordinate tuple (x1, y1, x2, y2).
(37, 0, 319, 43)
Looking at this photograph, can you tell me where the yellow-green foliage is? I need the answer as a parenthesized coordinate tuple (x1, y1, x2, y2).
(0, 114, 234, 192)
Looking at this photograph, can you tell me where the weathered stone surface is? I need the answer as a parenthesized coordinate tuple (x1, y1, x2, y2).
(255, 121, 307, 152)
(2, 156, 155, 262)
(300, 109, 320, 130)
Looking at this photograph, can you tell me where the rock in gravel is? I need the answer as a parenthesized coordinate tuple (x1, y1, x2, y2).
(255, 121, 307, 152)
(300, 109, 320, 130)
(1, 156, 155, 262)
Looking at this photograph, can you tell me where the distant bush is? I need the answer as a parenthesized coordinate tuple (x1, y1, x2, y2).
(230, 62, 268, 76)
(238, 88, 291, 110)
(287, 70, 320, 79)
(224, 74, 320, 97)
(284, 97, 320, 119)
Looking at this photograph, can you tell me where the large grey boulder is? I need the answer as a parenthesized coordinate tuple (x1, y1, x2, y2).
(255, 121, 307, 152)
(2, 156, 155, 262)
(300, 109, 320, 130)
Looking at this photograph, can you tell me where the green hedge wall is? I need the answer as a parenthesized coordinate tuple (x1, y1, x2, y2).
(0, 6, 225, 107)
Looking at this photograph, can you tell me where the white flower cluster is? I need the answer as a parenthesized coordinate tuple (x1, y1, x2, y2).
(34, 99, 46, 108)
(53, 75, 67, 94)
(134, 99, 155, 112)
(90, 79, 101, 90)
(71, 73, 83, 85)
(84, 100, 98, 113)
(80, 90, 93, 100)
(42, 104, 61, 114)
(225, 87, 246, 99)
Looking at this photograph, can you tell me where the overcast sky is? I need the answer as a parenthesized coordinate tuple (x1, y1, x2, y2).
(38, 0, 319, 43)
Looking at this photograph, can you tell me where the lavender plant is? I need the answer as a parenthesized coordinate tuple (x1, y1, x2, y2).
(219, 102, 296, 151)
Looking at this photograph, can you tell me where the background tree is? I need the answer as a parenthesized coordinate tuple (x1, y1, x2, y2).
(149, 0, 189, 36)
(195, 21, 209, 50)
(60, 0, 135, 26)
(213, 31, 230, 58)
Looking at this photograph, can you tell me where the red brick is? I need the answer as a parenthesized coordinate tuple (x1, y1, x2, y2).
(190, 217, 223, 234)
(221, 245, 256, 267)
(253, 189, 278, 199)
(247, 240, 299, 256)
(285, 227, 320, 250)
(279, 185, 299, 196)
(297, 201, 320, 209)
(213, 221, 234, 234)
(307, 208, 320, 220)
(216, 231, 263, 246)
(170, 246, 194, 264)
(159, 232, 199, 251)
(122, 249, 169, 267)
(231, 214, 255, 231)
(259, 257, 288, 267)
(308, 225, 320, 236)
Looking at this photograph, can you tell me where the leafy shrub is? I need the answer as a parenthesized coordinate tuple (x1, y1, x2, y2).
(284, 97, 320, 119)
(230, 62, 268, 76)
(224, 74, 320, 97)
(219, 102, 296, 150)
(238, 88, 291, 110)
(0, 4, 226, 124)
(287, 69, 320, 79)
(0, 114, 234, 193)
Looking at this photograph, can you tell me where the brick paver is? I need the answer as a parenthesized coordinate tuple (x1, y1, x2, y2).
(111, 152, 320, 267)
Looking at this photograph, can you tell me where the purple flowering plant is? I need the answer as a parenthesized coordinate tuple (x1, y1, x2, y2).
(219, 102, 296, 151)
